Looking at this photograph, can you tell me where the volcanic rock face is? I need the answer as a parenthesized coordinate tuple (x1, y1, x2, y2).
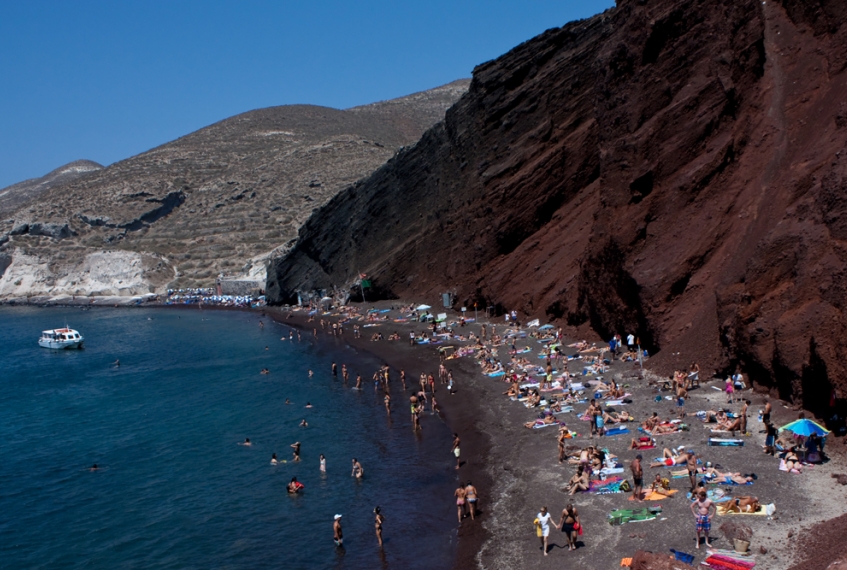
(268, 0, 847, 408)
(0, 80, 468, 296)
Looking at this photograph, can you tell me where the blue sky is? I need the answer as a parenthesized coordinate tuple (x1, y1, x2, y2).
(0, 0, 614, 189)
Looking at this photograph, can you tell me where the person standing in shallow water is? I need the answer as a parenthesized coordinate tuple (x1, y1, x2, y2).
(451, 433, 461, 469)
(332, 362, 337, 377)
(333, 514, 343, 546)
(373, 507, 385, 547)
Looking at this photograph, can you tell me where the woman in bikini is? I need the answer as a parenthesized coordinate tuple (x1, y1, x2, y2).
(454, 483, 467, 523)
(374, 507, 385, 546)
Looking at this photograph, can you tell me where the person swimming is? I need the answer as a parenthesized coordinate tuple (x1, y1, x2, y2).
(287, 477, 303, 494)
(300, 419, 308, 427)
(271, 453, 278, 465)
(240, 438, 252, 446)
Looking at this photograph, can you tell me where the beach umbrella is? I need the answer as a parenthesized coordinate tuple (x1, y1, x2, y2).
(416, 304, 431, 311)
(539, 324, 554, 330)
(778, 418, 830, 437)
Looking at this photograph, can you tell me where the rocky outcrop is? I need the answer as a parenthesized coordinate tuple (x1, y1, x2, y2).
(0, 249, 173, 298)
(268, 0, 847, 410)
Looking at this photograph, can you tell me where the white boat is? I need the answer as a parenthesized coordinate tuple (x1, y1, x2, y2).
(38, 327, 84, 349)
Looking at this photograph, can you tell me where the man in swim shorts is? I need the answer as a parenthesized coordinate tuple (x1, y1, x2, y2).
(631, 455, 643, 501)
(690, 489, 715, 549)
(451, 433, 461, 470)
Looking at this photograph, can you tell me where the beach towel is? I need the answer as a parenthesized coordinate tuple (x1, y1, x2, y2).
(608, 507, 662, 525)
(531, 422, 567, 430)
(702, 554, 756, 570)
(716, 503, 774, 516)
(709, 438, 745, 447)
(708, 476, 753, 486)
(589, 477, 625, 494)
(706, 550, 756, 565)
(638, 427, 680, 436)
(486, 371, 505, 377)
(604, 426, 630, 436)
(600, 467, 625, 476)
(620, 558, 633, 567)
(687, 489, 732, 503)
(628, 489, 678, 501)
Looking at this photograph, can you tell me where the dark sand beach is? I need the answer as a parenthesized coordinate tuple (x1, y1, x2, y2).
(262, 300, 847, 570)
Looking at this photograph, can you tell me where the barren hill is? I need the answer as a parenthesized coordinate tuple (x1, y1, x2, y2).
(268, 0, 847, 410)
(0, 80, 469, 296)
(0, 160, 103, 216)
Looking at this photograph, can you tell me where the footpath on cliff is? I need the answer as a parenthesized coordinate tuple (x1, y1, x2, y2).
(262, 299, 847, 570)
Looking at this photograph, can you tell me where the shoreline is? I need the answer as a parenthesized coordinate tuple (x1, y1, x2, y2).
(258, 303, 493, 569)
(7, 300, 846, 568)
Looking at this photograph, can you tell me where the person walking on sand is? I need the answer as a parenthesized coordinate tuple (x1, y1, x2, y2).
(451, 433, 461, 469)
(690, 489, 716, 549)
(535, 506, 559, 556)
(333, 514, 343, 546)
(465, 482, 479, 520)
(558, 426, 569, 464)
(685, 449, 698, 492)
(559, 503, 581, 551)
(631, 455, 644, 501)
(455, 482, 467, 523)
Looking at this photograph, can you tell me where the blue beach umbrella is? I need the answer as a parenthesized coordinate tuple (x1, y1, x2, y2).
(778, 418, 830, 437)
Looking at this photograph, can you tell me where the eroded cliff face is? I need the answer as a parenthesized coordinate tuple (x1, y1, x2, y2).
(268, 0, 847, 411)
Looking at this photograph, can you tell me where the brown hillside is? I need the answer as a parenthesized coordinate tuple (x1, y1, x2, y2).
(0, 80, 469, 291)
(268, 0, 847, 411)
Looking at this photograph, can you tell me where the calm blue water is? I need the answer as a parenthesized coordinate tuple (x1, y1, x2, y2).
(0, 306, 457, 569)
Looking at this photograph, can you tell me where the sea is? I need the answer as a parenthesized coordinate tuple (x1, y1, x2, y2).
(0, 306, 457, 569)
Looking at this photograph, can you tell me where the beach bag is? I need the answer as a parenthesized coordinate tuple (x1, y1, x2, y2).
(533, 518, 542, 537)
(574, 522, 584, 536)
(619, 480, 632, 492)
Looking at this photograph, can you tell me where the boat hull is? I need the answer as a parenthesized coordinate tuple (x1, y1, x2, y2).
(38, 338, 84, 350)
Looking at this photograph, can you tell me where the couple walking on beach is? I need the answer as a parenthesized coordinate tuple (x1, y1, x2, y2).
(534, 504, 581, 556)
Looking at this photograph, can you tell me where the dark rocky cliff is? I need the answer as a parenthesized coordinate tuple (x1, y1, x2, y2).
(268, 0, 847, 412)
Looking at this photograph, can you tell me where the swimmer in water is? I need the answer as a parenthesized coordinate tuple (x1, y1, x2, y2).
(271, 453, 278, 465)
(305, 402, 312, 408)
(240, 438, 252, 446)
(351, 458, 363, 479)
(291, 442, 301, 461)
(265, 346, 269, 350)
(308, 370, 313, 378)
(287, 477, 302, 494)
(285, 398, 291, 405)
(320, 454, 326, 472)
(90, 464, 100, 471)
(113, 360, 120, 367)
(300, 419, 308, 427)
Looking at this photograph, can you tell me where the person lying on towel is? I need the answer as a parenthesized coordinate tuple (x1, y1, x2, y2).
(724, 496, 760, 513)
